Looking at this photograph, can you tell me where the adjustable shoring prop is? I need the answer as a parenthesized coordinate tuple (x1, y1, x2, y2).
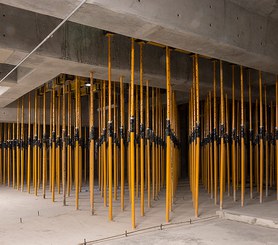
(161, 93, 165, 189)
(7, 123, 10, 187)
(165, 46, 171, 222)
(16, 100, 20, 189)
(42, 85, 47, 198)
(49, 87, 53, 192)
(209, 91, 213, 199)
(139, 42, 145, 216)
(236, 101, 240, 191)
(89, 72, 95, 214)
(75, 76, 80, 209)
(102, 80, 107, 207)
(270, 101, 274, 188)
(219, 60, 225, 210)
(231, 65, 237, 201)
(255, 99, 259, 193)
(115, 92, 119, 198)
(259, 71, 264, 203)
(56, 86, 61, 194)
(78, 92, 82, 194)
(190, 89, 193, 194)
(27, 93, 31, 193)
(62, 76, 67, 206)
(120, 76, 125, 211)
(127, 83, 131, 203)
(98, 86, 102, 193)
(113, 81, 117, 201)
(152, 87, 155, 201)
(248, 71, 253, 199)
(146, 80, 151, 208)
(240, 66, 245, 207)
(0, 123, 2, 185)
(3, 124, 7, 185)
(34, 90, 38, 195)
(276, 75, 278, 200)
(135, 85, 139, 199)
(192, 57, 196, 206)
(264, 85, 269, 197)
(37, 90, 42, 191)
(130, 38, 136, 229)
(159, 90, 163, 191)
(106, 32, 113, 221)
(74, 77, 80, 210)
(226, 94, 230, 197)
(213, 61, 218, 205)
(21, 96, 24, 192)
(67, 82, 72, 196)
(51, 80, 56, 202)
(3, 123, 6, 185)
(156, 88, 159, 199)
(12, 123, 16, 189)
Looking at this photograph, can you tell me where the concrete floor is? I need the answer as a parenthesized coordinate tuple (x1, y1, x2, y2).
(0, 183, 277, 245)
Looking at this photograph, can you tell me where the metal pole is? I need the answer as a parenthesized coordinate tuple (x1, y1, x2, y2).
(209, 91, 213, 199)
(259, 71, 263, 203)
(51, 81, 56, 202)
(16, 100, 20, 190)
(89, 72, 95, 214)
(62, 76, 67, 206)
(37, 91, 41, 191)
(7, 123, 10, 187)
(27, 93, 31, 193)
(56, 87, 61, 194)
(135, 85, 139, 199)
(120, 76, 125, 211)
(264, 85, 269, 197)
(139, 42, 145, 216)
(103, 80, 107, 207)
(240, 66, 245, 207)
(42, 85, 47, 198)
(152, 87, 155, 201)
(75, 77, 80, 209)
(255, 99, 259, 193)
(226, 94, 230, 197)
(146, 80, 151, 208)
(0, 123, 2, 185)
(231, 65, 236, 202)
(166, 46, 171, 222)
(34, 90, 38, 195)
(67, 84, 72, 196)
(213, 61, 218, 205)
(130, 38, 136, 229)
(276, 76, 278, 200)
(114, 81, 117, 201)
(21, 97, 24, 192)
(106, 33, 113, 221)
(3, 124, 6, 185)
(194, 54, 200, 217)
(219, 60, 225, 210)
(12, 123, 15, 188)
(249, 71, 253, 199)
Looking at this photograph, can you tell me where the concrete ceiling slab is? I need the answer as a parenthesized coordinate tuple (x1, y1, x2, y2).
(0, 2, 276, 110)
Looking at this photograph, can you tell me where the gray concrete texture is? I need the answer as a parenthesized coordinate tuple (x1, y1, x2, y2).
(0, 1, 276, 109)
(1, 183, 278, 245)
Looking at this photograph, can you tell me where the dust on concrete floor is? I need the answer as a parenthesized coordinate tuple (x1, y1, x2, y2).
(0, 184, 277, 245)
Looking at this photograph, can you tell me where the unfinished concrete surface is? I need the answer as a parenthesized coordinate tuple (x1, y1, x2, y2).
(0, 1, 278, 245)
(0, 1, 277, 107)
(0, 184, 278, 245)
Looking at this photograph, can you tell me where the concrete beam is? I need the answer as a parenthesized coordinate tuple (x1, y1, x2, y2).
(0, 0, 277, 74)
(0, 4, 276, 109)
